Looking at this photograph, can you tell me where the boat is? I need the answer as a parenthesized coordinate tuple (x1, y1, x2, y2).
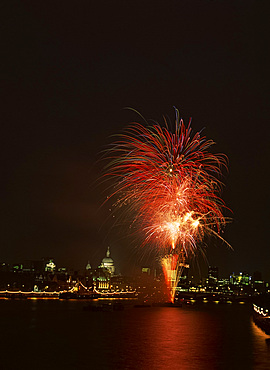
(252, 294, 270, 335)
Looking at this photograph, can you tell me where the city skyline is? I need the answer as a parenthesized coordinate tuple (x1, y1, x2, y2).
(1, 252, 268, 287)
(1, 2, 269, 281)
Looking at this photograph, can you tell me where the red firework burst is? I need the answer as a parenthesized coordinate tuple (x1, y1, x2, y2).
(104, 110, 229, 255)
(103, 109, 230, 301)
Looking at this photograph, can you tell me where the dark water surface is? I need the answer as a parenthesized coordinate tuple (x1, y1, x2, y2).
(0, 299, 269, 370)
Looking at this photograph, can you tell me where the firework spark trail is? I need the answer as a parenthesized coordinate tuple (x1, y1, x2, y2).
(103, 109, 230, 302)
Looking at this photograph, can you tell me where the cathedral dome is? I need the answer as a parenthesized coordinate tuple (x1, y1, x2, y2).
(102, 256, 114, 265)
(100, 247, 115, 275)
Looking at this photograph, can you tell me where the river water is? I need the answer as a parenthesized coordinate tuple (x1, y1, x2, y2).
(0, 299, 269, 370)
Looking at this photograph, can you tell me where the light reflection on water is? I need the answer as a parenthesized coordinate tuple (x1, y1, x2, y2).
(251, 319, 270, 369)
(0, 299, 269, 370)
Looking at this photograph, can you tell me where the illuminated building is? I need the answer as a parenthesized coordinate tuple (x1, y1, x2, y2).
(89, 248, 116, 291)
(142, 267, 151, 276)
(230, 272, 252, 286)
(253, 271, 266, 293)
(208, 266, 218, 283)
(177, 249, 190, 283)
(174, 249, 190, 293)
(203, 266, 219, 292)
(94, 271, 110, 290)
(99, 247, 115, 275)
(21, 258, 57, 274)
(44, 259, 56, 272)
(12, 263, 23, 272)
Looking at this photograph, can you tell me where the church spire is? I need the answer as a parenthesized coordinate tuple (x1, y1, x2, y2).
(106, 246, 110, 258)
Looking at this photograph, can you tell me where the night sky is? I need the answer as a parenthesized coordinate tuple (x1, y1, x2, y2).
(2, 1, 269, 280)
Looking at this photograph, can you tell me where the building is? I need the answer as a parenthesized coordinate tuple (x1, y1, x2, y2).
(99, 247, 115, 275)
(230, 272, 252, 286)
(84, 247, 116, 291)
(208, 266, 218, 283)
(44, 258, 56, 272)
(253, 271, 265, 293)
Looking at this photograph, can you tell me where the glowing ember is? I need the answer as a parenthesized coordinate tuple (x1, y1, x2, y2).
(103, 109, 230, 302)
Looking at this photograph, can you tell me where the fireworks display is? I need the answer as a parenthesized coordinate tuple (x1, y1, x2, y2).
(104, 109, 230, 302)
